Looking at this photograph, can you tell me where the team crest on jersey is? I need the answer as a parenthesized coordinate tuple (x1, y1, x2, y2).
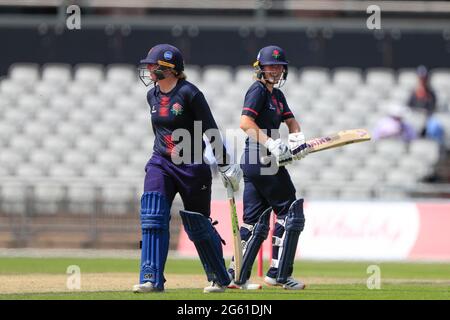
(171, 103, 183, 116)
(272, 49, 280, 59)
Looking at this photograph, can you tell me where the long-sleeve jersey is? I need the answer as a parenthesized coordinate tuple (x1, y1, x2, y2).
(147, 79, 230, 165)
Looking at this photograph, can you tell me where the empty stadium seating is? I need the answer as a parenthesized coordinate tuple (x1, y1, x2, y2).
(1, 62, 449, 214)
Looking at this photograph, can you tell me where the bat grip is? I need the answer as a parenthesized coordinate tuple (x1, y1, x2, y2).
(226, 184, 234, 199)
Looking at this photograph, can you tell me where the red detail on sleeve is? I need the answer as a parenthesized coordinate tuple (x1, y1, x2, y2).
(243, 107, 259, 116)
(283, 112, 293, 116)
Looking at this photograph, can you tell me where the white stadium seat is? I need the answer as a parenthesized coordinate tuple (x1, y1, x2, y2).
(397, 68, 418, 89)
(41, 63, 72, 86)
(62, 151, 92, 171)
(106, 64, 137, 85)
(74, 63, 104, 84)
(333, 67, 363, 89)
(8, 63, 39, 86)
(203, 65, 233, 87)
(34, 182, 66, 214)
(299, 67, 330, 89)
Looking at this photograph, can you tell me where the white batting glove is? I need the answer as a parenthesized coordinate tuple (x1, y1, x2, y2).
(288, 132, 309, 160)
(264, 138, 292, 166)
(218, 164, 242, 192)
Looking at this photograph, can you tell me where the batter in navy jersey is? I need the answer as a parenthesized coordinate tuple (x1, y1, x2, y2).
(229, 46, 309, 290)
(133, 44, 242, 294)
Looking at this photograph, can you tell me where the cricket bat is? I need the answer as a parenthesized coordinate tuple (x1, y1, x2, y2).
(261, 128, 371, 164)
(227, 185, 242, 282)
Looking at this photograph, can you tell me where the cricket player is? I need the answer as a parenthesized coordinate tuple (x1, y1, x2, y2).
(230, 45, 308, 290)
(132, 44, 242, 293)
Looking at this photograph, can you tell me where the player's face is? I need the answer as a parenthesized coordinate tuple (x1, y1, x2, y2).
(147, 63, 160, 81)
(263, 64, 284, 83)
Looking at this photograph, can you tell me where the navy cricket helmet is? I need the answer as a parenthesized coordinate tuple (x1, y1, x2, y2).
(139, 44, 184, 86)
(140, 43, 184, 73)
(253, 45, 289, 86)
(253, 45, 288, 67)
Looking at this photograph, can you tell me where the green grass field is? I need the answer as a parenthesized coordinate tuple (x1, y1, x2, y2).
(0, 257, 449, 300)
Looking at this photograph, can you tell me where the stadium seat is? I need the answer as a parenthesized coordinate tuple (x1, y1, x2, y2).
(29, 151, 58, 170)
(0, 79, 26, 98)
(409, 139, 440, 164)
(74, 63, 104, 84)
(95, 152, 125, 170)
(42, 136, 73, 155)
(66, 184, 97, 214)
(384, 169, 418, 187)
(430, 68, 450, 92)
(352, 170, 384, 184)
(9, 136, 39, 155)
(375, 139, 408, 160)
(0, 182, 29, 214)
(8, 63, 39, 86)
(41, 63, 72, 86)
(34, 82, 63, 98)
(15, 165, 45, 178)
(332, 67, 363, 89)
(82, 165, 112, 179)
(366, 68, 396, 90)
(397, 68, 418, 89)
(203, 65, 233, 87)
(299, 67, 330, 89)
(0, 150, 24, 171)
(62, 151, 92, 171)
(305, 184, 339, 200)
(33, 182, 66, 215)
(105, 64, 137, 85)
(235, 65, 254, 87)
(47, 164, 79, 178)
(101, 183, 136, 215)
(184, 65, 202, 83)
(75, 137, 105, 157)
(339, 185, 373, 200)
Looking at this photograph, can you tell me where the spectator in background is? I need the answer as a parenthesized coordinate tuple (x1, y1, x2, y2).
(407, 65, 445, 146)
(372, 104, 417, 142)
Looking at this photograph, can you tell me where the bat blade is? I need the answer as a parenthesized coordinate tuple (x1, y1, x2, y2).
(306, 128, 371, 153)
(227, 187, 243, 282)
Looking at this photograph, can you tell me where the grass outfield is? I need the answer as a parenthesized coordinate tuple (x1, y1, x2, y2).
(0, 257, 449, 300)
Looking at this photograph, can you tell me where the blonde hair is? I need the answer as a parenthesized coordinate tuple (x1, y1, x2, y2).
(176, 71, 187, 80)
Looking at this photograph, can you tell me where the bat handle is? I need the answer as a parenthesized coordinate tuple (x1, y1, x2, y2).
(226, 184, 234, 199)
(260, 155, 271, 165)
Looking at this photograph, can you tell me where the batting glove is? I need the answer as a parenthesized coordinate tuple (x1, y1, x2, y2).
(264, 138, 292, 166)
(288, 132, 309, 160)
(218, 164, 243, 192)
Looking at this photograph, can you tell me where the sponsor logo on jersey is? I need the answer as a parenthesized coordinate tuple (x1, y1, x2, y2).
(151, 105, 157, 113)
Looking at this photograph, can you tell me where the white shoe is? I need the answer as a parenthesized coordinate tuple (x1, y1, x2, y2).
(264, 276, 306, 290)
(132, 282, 164, 293)
(203, 282, 226, 293)
(228, 280, 262, 290)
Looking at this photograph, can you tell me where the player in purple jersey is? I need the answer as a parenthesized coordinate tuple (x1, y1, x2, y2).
(133, 44, 242, 293)
(229, 45, 309, 290)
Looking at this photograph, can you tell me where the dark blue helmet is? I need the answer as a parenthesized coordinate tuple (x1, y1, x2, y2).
(140, 44, 184, 73)
(253, 45, 288, 68)
(253, 45, 289, 86)
(139, 44, 184, 86)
